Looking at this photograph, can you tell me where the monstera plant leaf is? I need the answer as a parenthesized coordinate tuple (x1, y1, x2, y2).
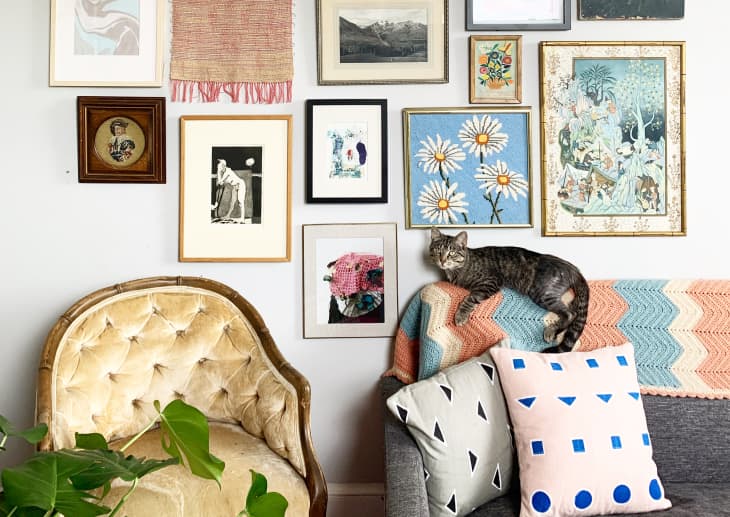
(239, 470, 288, 517)
(155, 399, 225, 486)
(0, 416, 47, 450)
(1, 452, 110, 517)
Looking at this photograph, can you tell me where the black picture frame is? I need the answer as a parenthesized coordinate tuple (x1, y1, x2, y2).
(466, 0, 571, 31)
(306, 99, 388, 203)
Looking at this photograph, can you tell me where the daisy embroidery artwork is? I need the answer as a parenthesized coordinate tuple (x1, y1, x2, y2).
(403, 107, 532, 227)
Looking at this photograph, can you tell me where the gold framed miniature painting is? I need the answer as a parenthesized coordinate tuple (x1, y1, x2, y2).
(470, 35, 522, 104)
(539, 41, 686, 236)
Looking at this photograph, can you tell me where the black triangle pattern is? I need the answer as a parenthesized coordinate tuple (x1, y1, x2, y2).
(446, 492, 457, 514)
(468, 449, 478, 473)
(477, 400, 488, 422)
(479, 362, 495, 383)
(396, 404, 408, 423)
(424, 468, 430, 481)
(433, 420, 445, 443)
(439, 384, 453, 402)
(492, 464, 502, 490)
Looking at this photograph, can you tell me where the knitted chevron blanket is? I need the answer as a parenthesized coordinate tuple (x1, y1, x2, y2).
(385, 280, 730, 399)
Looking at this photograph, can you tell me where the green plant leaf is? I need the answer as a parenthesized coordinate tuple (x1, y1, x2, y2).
(244, 470, 288, 517)
(0, 416, 48, 446)
(58, 449, 179, 490)
(1, 453, 109, 517)
(247, 493, 288, 517)
(246, 470, 268, 508)
(74, 432, 109, 451)
(156, 399, 225, 486)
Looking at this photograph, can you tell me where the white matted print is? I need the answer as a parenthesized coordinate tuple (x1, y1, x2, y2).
(306, 99, 387, 203)
(180, 115, 292, 262)
(303, 223, 398, 338)
(50, 0, 165, 86)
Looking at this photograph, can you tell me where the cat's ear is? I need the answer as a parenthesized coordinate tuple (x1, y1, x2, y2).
(430, 227, 442, 240)
(454, 231, 468, 247)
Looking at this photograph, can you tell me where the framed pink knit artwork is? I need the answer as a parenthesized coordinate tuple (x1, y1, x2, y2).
(50, 0, 165, 87)
(316, 0, 448, 85)
(303, 223, 398, 338)
(179, 115, 292, 262)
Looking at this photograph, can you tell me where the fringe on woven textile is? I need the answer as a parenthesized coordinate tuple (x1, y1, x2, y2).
(171, 80, 293, 104)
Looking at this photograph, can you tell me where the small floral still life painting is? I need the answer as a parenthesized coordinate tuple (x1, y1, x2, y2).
(470, 35, 521, 104)
(404, 107, 532, 228)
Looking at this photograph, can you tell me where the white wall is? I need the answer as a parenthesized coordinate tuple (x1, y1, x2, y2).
(1, 0, 728, 507)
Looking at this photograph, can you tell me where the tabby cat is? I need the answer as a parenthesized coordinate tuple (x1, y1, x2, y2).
(429, 228, 589, 353)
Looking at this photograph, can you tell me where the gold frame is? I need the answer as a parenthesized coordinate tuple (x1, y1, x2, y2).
(50, 0, 165, 87)
(403, 106, 533, 229)
(469, 35, 522, 104)
(179, 115, 292, 262)
(539, 41, 686, 237)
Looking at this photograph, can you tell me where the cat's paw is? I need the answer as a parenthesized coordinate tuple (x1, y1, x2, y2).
(543, 325, 557, 343)
(455, 309, 471, 326)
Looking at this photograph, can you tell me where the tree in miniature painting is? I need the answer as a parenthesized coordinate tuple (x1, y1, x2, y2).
(323, 253, 384, 324)
(327, 124, 367, 179)
(550, 59, 666, 217)
(410, 112, 529, 226)
(476, 40, 514, 92)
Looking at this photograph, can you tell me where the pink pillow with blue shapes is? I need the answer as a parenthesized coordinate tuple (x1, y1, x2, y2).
(490, 342, 671, 516)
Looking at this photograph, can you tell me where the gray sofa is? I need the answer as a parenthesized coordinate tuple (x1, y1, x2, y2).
(382, 375, 730, 517)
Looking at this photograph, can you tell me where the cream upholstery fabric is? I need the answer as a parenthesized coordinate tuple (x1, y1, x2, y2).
(104, 423, 311, 516)
(48, 286, 305, 476)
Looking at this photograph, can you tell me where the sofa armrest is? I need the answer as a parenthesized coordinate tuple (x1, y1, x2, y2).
(381, 376, 429, 517)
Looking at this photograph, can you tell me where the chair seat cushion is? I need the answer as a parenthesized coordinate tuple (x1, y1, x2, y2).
(104, 422, 310, 516)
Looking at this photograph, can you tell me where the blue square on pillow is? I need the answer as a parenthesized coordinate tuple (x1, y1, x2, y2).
(550, 362, 563, 371)
(586, 358, 599, 368)
(617, 355, 629, 366)
(531, 440, 545, 455)
(513, 358, 526, 370)
(572, 439, 585, 453)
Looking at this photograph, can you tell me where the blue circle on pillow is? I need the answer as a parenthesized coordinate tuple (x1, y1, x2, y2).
(575, 490, 592, 510)
(613, 484, 631, 504)
(649, 479, 663, 500)
(531, 491, 551, 513)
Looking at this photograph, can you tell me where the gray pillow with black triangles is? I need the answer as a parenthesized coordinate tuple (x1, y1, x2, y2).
(386, 349, 514, 517)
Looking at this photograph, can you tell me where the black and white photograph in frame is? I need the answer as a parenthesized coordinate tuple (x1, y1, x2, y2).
(210, 146, 263, 224)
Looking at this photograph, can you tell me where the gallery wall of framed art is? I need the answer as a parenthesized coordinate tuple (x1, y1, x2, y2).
(20, 0, 706, 503)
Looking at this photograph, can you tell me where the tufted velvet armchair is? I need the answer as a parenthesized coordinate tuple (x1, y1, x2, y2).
(35, 276, 327, 516)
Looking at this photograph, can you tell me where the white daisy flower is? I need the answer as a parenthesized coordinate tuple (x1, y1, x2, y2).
(475, 160, 529, 201)
(415, 134, 466, 175)
(458, 114, 509, 157)
(417, 180, 469, 224)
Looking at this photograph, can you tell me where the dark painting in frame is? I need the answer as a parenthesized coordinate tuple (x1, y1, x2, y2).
(306, 99, 388, 203)
(579, 0, 684, 20)
(77, 96, 166, 183)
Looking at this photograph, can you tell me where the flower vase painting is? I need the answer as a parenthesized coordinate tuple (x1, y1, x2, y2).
(470, 36, 522, 104)
(403, 107, 532, 228)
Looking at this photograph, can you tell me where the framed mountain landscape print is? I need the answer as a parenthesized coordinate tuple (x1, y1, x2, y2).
(469, 35, 522, 104)
(539, 41, 686, 236)
(316, 0, 448, 85)
(403, 106, 532, 228)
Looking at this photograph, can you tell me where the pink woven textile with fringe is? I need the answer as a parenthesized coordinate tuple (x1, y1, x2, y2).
(171, 0, 293, 104)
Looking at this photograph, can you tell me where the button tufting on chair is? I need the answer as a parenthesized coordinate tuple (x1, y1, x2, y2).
(36, 277, 327, 517)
